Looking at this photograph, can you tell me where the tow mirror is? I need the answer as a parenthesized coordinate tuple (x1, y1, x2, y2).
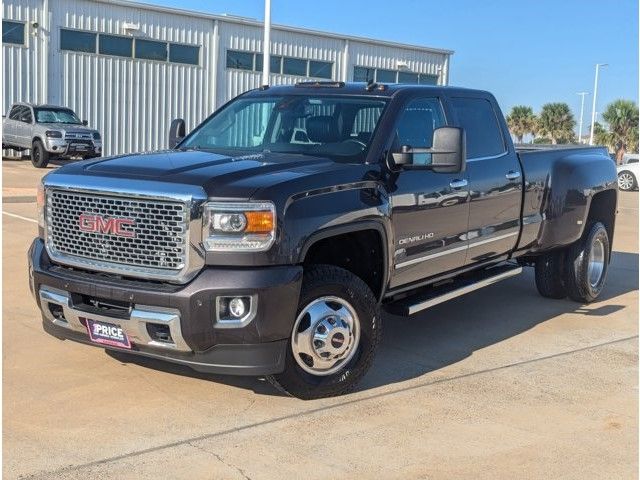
(391, 127, 466, 174)
(169, 118, 186, 149)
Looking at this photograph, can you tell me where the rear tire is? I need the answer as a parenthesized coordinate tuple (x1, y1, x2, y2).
(535, 250, 567, 299)
(267, 265, 381, 400)
(31, 140, 50, 168)
(564, 222, 610, 303)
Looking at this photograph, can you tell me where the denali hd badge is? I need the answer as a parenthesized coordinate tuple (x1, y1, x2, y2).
(78, 214, 136, 238)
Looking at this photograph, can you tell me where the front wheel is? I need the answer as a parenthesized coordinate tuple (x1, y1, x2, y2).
(618, 171, 637, 191)
(267, 265, 381, 400)
(564, 222, 610, 303)
(31, 140, 50, 168)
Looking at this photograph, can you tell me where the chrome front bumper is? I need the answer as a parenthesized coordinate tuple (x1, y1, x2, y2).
(39, 286, 190, 352)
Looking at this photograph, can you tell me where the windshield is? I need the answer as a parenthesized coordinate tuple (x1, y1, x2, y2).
(34, 108, 82, 124)
(180, 95, 388, 162)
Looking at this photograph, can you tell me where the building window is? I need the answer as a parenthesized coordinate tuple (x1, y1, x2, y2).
(354, 66, 439, 85)
(226, 50, 253, 70)
(353, 67, 375, 83)
(169, 43, 199, 65)
(376, 69, 397, 83)
(418, 74, 439, 85)
(282, 57, 307, 76)
(3, 20, 25, 45)
(135, 39, 167, 61)
(309, 60, 332, 79)
(60, 29, 96, 53)
(398, 71, 419, 84)
(226, 49, 334, 79)
(99, 34, 133, 57)
(254, 54, 283, 74)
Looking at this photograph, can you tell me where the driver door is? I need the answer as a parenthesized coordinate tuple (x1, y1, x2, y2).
(388, 97, 470, 289)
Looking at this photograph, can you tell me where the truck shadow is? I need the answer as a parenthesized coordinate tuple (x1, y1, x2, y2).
(106, 251, 638, 397)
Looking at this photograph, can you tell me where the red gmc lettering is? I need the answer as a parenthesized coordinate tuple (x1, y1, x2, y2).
(78, 214, 135, 238)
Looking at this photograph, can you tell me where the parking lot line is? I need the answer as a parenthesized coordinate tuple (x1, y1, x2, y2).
(2, 211, 38, 223)
(20, 334, 638, 480)
(2, 210, 38, 223)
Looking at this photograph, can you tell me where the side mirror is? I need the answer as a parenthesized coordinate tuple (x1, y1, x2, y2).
(82, 120, 88, 126)
(169, 118, 186, 149)
(391, 127, 466, 174)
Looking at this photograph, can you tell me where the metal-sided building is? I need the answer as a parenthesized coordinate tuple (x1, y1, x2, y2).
(2, 0, 453, 156)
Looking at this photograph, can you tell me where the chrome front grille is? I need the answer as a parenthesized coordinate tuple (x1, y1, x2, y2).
(45, 189, 189, 277)
(65, 131, 93, 140)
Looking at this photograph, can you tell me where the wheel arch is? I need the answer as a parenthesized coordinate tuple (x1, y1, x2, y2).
(299, 221, 390, 302)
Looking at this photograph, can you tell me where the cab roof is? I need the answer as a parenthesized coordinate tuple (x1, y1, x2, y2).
(245, 81, 488, 98)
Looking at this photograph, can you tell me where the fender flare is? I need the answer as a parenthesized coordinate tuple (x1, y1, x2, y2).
(298, 220, 391, 300)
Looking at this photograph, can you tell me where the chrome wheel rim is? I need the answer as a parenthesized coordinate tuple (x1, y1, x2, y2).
(588, 237, 605, 287)
(618, 173, 634, 191)
(291, 296, 360, 376)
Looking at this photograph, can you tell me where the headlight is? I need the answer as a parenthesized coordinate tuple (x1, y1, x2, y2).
(92, 132, 101, 140)
(202, 202, 275, 252)
(36, 183, 46, 229)
(45, 130, 62, 138)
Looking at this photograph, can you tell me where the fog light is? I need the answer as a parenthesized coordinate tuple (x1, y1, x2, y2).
(229, 297, 246, 318)
(216, 295, 255, 327)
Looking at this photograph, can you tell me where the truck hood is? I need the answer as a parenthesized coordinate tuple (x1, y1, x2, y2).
(55, 149, 363, 199)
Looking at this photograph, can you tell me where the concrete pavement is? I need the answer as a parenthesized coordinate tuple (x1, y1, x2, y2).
(3, 160, 638, 479)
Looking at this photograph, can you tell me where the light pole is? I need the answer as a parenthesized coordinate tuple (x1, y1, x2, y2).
(576, 92, 589, 144)
(262, 0, 271, 86)
(589, 63, 608, 145)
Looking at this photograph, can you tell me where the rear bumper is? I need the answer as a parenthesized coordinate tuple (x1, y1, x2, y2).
(29, 238, 302, 375)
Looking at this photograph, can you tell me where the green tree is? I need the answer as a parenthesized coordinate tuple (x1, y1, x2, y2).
(592, 121, 614, 150)
(601, 99, 639, 162)
(537, 103, 576, 144)
(506, 106, 537, 143)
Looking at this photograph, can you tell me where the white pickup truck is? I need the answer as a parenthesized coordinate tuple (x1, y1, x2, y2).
(2, 103, 102, 168)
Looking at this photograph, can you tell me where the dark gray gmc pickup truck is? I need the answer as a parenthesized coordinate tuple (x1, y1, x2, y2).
(29, 82, 617, 399)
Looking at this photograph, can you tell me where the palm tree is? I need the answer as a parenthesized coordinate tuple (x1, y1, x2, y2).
(601, 99, 639, 163)
(592, 121, 614, 150)
(506, 106, 537, 143)
(537, 103, 576, 144)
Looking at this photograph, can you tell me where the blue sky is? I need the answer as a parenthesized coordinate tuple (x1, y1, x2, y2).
(146, 0, 637, 123)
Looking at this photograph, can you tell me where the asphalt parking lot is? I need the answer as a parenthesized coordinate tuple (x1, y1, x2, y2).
(3, 158, 638, 479)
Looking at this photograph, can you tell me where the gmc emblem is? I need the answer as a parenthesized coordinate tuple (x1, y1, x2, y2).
(78, 214, 135, 238)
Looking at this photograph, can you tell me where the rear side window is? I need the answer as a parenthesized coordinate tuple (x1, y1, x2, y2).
(9, 105, 23, 120)
(450, 97, 506, 159)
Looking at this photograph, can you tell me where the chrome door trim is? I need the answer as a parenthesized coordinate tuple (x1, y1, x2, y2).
(465, 151, 509, 163)
(394, 231, 518, 269)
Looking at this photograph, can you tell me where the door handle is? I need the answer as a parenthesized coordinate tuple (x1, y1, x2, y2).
(505, 171, 521, 181)
(449, 179, 468, 189)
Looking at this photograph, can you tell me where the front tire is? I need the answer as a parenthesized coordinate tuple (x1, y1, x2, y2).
(31, 140, 50, 168)
(267, 265, 381, 400)
(618, 170, 637, 191)
(564, 222, 610, 303)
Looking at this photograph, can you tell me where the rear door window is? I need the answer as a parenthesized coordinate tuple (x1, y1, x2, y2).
(450, 97, 506, 159)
